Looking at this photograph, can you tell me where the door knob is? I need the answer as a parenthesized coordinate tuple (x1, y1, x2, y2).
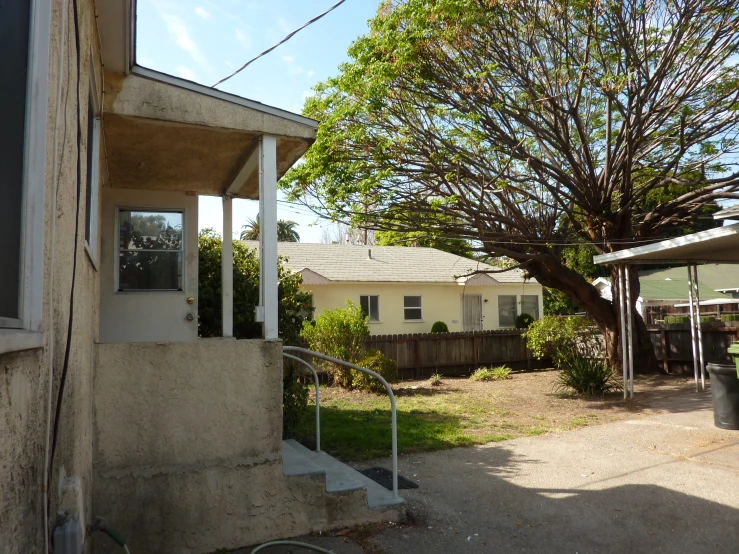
(185, 312, 195, 321)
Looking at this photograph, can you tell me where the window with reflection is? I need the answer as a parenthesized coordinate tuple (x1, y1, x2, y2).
(118, 209, 183, 291)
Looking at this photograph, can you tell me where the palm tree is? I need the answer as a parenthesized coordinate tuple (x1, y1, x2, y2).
(240, 215, 300, 242)
(240, 215, 260, 240)
(277, 220, 300, 242)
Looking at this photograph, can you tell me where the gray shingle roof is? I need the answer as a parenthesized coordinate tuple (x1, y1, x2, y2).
(241, 242, 534, 284)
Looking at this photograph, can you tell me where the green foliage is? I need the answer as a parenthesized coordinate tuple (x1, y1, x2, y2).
(300, 301, 370, 388)
(555, 356, 622, 397)
(524, 316, 597, 369)
(428, 373, 444, 387)
(353, 349, 399, 393)
(282, 363, 309, 438)
(198, 229, 313, 345)
(722, 314, 739, 322)
(663, 315, 691, 324)
(431, 321, 449, 333)
(515, 313, 535, 329)
(543, 287, 580, 316)
(470, 366, 512, 381)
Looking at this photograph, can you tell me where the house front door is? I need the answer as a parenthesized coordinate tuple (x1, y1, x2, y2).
(99, 189, 199, 343)
(463, 294, 483, 332)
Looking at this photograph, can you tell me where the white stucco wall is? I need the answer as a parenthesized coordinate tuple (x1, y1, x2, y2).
(303, 282, 544, 335)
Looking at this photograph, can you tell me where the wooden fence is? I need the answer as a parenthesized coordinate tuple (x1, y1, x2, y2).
(648, 322, 739, 374)
(365, 330, 548, 379)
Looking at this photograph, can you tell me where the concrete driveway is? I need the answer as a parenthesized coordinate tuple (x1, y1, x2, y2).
(243, 386, 739, 554)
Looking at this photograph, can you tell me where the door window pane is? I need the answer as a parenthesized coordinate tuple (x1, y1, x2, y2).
(360, 295, 380, 321)
(118, 210, 183, 291)
(0, 0, 31, 321)
(404, 295, 422, 320)
(498, 295, 517, 328)
(521, 295, 539, 320)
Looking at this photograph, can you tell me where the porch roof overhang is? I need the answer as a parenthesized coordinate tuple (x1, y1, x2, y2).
(102, 66, 317, 199)
(592, 223, 739, 266)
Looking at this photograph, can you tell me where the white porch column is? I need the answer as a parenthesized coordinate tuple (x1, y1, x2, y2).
(258, 135, 279, 340)
(222, 195, 233, 337)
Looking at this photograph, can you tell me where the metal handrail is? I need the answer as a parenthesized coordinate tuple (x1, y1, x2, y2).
(283, 353, 321, 452)
(283, 346, 399, 500)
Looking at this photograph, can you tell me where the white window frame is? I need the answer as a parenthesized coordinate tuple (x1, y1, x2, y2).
(0, 0, 51, 354)
(403, 295, 423, 322)
(114, 207, 186, 293)
(84, 53, 101, 269)
(359, 295, 380, 322)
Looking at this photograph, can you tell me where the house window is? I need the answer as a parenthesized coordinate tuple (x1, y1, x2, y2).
(498, 295, 517, 328)
(360, 295, 380, 322)
(521, 295, 540, 320)
(0, 0, 31, 326)
(84, 83, 101, 264)
(118, 209, 184, 291)
(404, 296, 423, 321)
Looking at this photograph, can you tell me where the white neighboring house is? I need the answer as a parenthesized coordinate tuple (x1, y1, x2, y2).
(245, 242, 543, 334)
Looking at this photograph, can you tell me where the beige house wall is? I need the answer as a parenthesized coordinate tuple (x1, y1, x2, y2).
(303, 282, 544, 335)
(1, 1, 105, 550)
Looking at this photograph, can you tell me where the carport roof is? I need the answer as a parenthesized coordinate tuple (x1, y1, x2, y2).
(593, 223, 739, 265)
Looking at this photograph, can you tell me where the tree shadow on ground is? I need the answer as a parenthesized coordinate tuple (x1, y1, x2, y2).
(369, 443, 739, 554)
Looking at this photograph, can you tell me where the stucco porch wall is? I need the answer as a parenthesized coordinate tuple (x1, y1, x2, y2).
(93, 339, 286, 552)
(92, 339, 393, 553)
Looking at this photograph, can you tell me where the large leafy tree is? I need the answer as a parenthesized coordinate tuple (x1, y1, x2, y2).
(284, 0, 739, 367)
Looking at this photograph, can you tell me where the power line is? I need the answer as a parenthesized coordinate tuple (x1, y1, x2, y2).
(212, 0, 350, 88)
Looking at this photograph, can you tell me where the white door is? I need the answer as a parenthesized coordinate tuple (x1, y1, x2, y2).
(99, 189, 199, 343)
(463, 294, 483, 332)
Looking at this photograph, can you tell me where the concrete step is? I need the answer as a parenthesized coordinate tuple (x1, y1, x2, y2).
(282, 439, 404, 510)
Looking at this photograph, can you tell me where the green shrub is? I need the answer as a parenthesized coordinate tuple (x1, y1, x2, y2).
(523, 315, 597, 369)
(515, 312, 535, 329)
(700, 315, 715, 323)
(431, 321, 449, 333)
(721, 314, 739, 322)
(282, 362, 309, 438)
(352, 349, 399, 393)
(555, 355, 622, 397)
(198, 229, 313, 345)
(470, 365, 512, 381)
(300, 301, 370, 388)
(428, 373, 444, 386)
(664, 315, 690, 324)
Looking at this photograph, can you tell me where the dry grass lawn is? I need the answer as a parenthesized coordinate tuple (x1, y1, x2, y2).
(292, 369, 697, 461)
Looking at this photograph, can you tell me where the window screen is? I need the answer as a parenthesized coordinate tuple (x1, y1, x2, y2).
(118, 210, 183, 291)
(360, 295, 380, 321)
(521, 295, 539, 320)
(498, 295, 517, 328)
(404, 296, 422, 320)
(0, 0, 31, 321)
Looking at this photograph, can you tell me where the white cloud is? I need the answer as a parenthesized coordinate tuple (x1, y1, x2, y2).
(176, 66, 195, 80)
(307, 69, 315, 77)
(161, 14, 208, 68)
(282, 55, 295, 63)
(195, 7, 211, 20)
(235, 29, 252, 50)
(290, 65, 304, 75)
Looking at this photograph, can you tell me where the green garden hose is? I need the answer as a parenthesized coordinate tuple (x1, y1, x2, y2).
(250, 540, 336, 553)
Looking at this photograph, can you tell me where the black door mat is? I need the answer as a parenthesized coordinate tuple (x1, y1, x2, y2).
(359, 467, 419, 490)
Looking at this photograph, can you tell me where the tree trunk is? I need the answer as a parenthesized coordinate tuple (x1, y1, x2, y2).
(522, 257, 660, 373)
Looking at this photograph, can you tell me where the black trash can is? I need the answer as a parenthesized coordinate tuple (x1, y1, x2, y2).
(706, 363, 739, 430)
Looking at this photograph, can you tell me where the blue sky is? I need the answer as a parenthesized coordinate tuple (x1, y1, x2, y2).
(136, 0, 381, 242)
